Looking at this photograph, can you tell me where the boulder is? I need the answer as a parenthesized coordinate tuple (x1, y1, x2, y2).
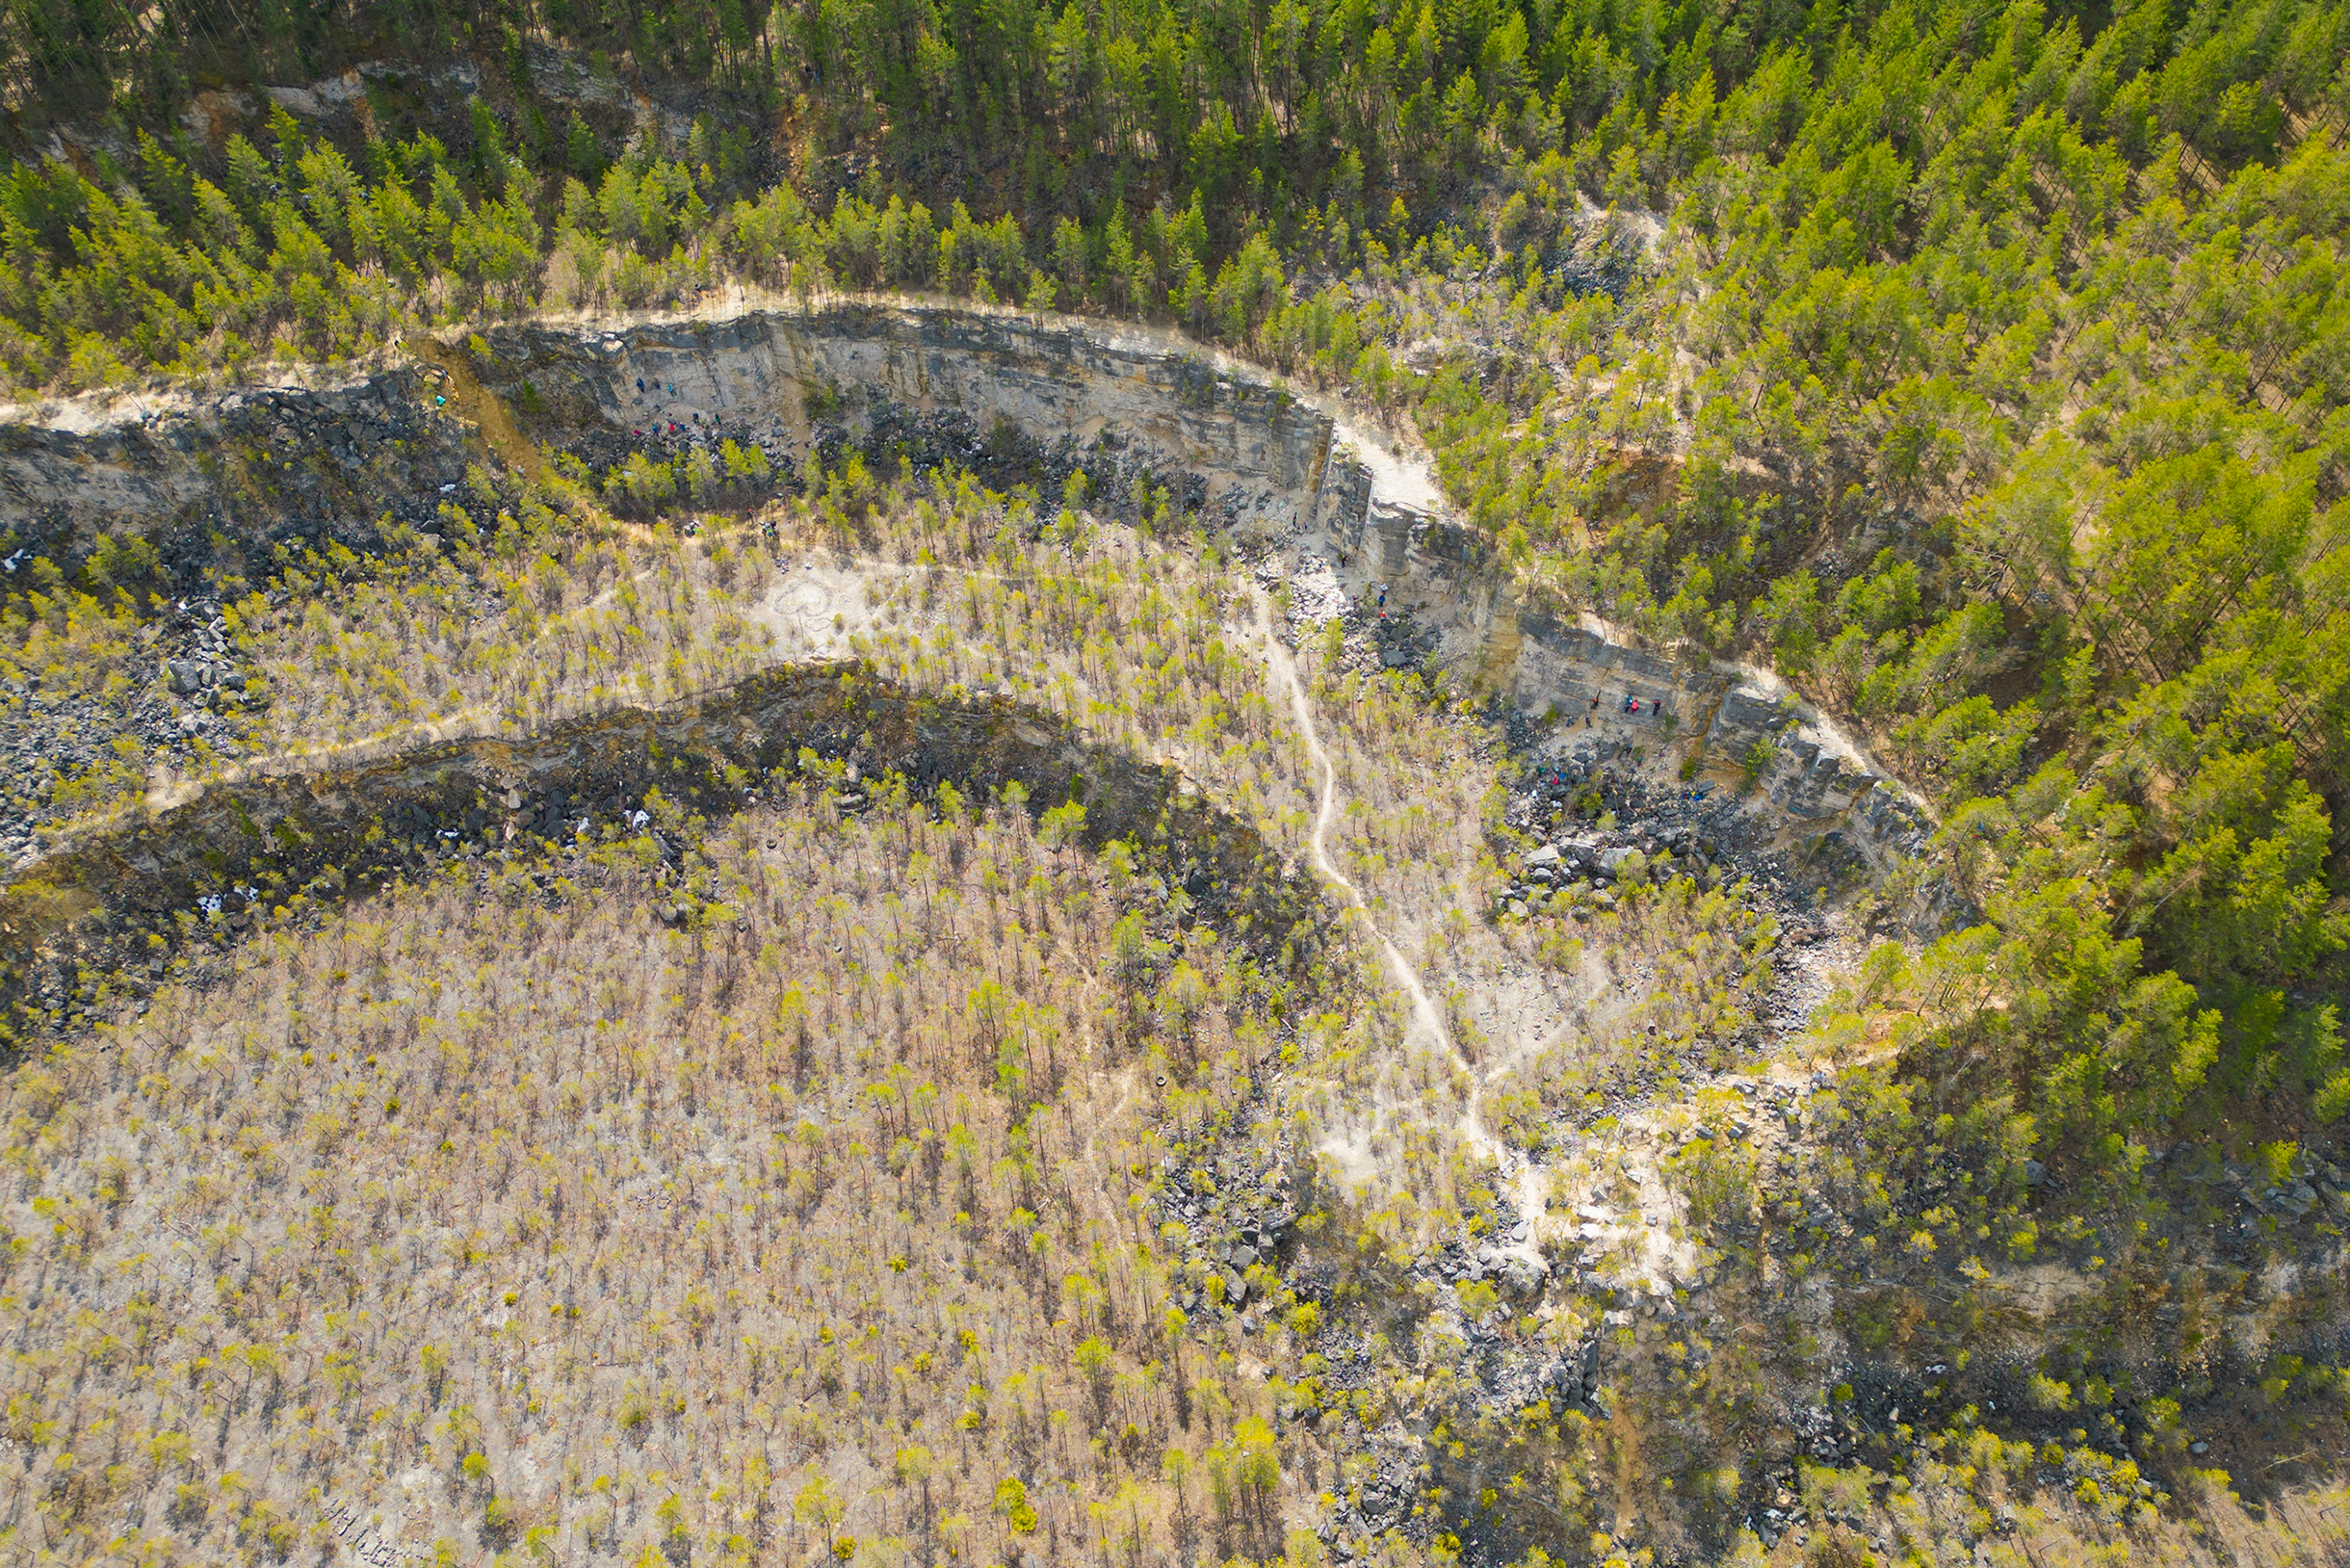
(1499, 1254, 1550, 1294)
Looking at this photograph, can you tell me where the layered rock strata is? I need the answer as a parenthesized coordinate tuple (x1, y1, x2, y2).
(2, 301, 1926, 873)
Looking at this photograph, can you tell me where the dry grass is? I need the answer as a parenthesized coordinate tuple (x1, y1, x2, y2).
(0, 790, 1337, 1567)
(244, 468, 778, 754)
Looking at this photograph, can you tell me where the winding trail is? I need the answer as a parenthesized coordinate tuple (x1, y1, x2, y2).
(1253, 593, 1522, 1192)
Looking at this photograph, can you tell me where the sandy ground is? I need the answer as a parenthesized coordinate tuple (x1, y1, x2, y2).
(749, 558, 888, 660)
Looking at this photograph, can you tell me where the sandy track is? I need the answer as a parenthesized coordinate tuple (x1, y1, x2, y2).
(1251, 590, 1567, 1245)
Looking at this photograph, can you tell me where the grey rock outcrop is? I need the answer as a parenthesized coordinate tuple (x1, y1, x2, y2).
(1, 662, 1321, 1043)
(471, 305, 1341, 536)
(0, 369, 467, 579)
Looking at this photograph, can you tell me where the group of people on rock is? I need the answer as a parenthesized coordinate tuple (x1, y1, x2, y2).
(627, 379, 726, 446)
(1575, 693, 1662, 726)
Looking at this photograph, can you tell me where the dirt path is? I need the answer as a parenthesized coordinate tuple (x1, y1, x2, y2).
(1252, 592, 1558, 1233)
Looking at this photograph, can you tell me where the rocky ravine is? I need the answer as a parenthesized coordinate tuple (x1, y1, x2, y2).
(2, 301, 2063, 1566)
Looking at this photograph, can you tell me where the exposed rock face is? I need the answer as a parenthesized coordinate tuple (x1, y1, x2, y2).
(0, 369, 468, 576)
(1313, 457, 1931, 876)
(472, 304, 1341, 535)
(0, 301, 1926, 877)
(0, 664, 1317, 1042)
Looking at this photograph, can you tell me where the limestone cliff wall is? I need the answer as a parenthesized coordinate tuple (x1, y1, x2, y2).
(1319, 480, 1930, 867)
(475, 304, 1341, 533)
(0, 370, 470, 578)
(0, 306, 1343, 566)
(0, 301, 1926, 876)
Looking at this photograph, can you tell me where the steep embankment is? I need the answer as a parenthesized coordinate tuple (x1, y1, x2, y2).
(468, 300, 1929, 875)
(2, 299, 1927, 883)
(0, 660, 1322, 1042)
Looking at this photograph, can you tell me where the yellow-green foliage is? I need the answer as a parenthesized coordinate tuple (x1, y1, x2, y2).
(0, 793, 1319, 1567)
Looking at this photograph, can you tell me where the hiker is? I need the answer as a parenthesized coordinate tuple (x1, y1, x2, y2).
(636, 378, 644, 393)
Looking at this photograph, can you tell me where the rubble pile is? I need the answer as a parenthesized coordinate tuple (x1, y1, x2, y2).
(1, 595, 274, 867)
(1154, 1152, 1300, 1319)
(1494, 749, 1833, 938)
(826, 394, 1215, 525)
(1370, 612, 1438, 671)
